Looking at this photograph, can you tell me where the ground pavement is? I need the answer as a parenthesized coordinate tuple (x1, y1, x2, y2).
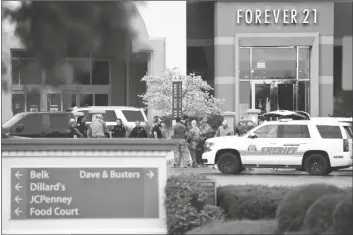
(168, 167, 353, 188)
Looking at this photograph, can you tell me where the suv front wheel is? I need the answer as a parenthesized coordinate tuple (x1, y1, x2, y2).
(304, 153, 331, 176)
(217, 152, 242, 174)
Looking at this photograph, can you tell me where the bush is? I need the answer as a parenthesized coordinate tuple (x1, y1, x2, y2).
(332, 192, 353, 234)
(276, 183, 342, 234)
(165, 174, 224, 235)
(304, 193, 345, 234)
(217, 185, 289, 220)
(186, 220, 278, 234)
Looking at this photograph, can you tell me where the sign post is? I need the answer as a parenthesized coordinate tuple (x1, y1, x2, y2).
(172, 81, 183, 119)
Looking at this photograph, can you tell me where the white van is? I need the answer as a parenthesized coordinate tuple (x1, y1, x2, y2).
(72, 106, 148, 130)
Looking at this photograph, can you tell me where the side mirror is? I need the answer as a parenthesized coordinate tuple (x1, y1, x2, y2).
(15, 124, 24, 133)
(249, 133, 257, 139)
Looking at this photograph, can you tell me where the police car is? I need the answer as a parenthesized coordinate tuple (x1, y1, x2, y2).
(202, 118, 352, 176)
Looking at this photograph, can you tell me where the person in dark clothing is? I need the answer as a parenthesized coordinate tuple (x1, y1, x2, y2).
(76, 116, 88, 137)
(129, 120, 148, 138)
(68, 118, 84, 138)
(111, 118, 127, 138)
(151, 117, 162, 139)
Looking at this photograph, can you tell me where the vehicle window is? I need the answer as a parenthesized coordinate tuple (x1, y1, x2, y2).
(253, 125, 279, 138)
(2, 113, 26, 128)
(50, 115, 70, 128)
(87, 110, 117, 122)
(81, 110, 92, 122)
(15, 115, 43, 133)
(316, 125, 343, 139)
(343, 126, 352, 139)
(121, 110, 145, 122)
(280, 125, 310, 138)
(102, 110, 117, 122)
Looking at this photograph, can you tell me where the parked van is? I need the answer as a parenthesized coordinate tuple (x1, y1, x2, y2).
(72, 106, 148, 130)
(2, 112, 74, 138)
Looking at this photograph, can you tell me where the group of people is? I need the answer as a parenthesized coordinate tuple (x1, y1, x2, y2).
(68, 113, 235, 168)
(68, 114, 150, 139)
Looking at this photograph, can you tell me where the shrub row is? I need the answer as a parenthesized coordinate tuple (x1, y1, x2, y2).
(165, 174, 353, 235)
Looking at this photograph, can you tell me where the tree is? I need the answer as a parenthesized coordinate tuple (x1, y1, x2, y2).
(140, 68, 225, 118)
(2, 1, 145, 86)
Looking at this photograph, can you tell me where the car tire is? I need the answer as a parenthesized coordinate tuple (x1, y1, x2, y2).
(217, 152, 242, 174)
(304, 153, 330, 176)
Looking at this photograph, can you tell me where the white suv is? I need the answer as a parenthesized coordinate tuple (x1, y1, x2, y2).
(202, 119, 352, 176)
(72, 106, 148, 130)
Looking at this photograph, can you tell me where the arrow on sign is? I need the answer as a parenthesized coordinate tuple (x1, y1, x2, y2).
(14, 195, 22, 204)
(14, 183, 22, 192)
(15, 170, 23, 179)
(14, 207, 22, 216)
(146, 170, 154, 180)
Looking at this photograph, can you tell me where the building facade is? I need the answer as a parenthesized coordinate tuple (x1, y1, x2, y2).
(1, 3, 165, 123)
(187, 1, 352, 123)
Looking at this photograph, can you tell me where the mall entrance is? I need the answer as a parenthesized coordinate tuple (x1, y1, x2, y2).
(239, 46, 311, 115)
(251, 80, 310, 113)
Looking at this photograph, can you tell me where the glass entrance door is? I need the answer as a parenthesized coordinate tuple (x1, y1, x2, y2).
(251, 80, 309, 113)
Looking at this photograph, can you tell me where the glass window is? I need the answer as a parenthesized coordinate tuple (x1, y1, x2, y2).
(92, 61, 110, 85)
(103, 110, 117, 122)
(121, 110, 145, 122)
(50, 115, 69, 128)
(20, 60, 43, 84)
(12, 59, 20, 84)
(15, 114, 43, 134)
(297, 81, 310, 112)
(80, 94, 93, 107)
(2, 113, 26, 129)
(316, 125, 343, 139)
(298, 47, 310, 79)
(95, 94, 108, 106)
(253, 125, 279, 138)
(252, 48, 296, 80)
(280, 125, 310, 138)
(343, 126, 352, 139)
(47, 94, 61, 111)
(26, 93, 40, 112)
(12, 94, 25, 114)
(63, 94, 77, 110)
(239, 48, 251, 80)
(72, 60, 90, 85)
(80, 110, 92, 122)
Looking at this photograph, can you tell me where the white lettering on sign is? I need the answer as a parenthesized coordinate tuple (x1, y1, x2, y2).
(79, 170, 101, 179)
(30, 170, 50, 179)
(29, 195, 73, 205)
(236, 9, 317, 25)
(110, 170, 141, 179)
(30, 182, 66, 191)
(54, 207, 79, 216)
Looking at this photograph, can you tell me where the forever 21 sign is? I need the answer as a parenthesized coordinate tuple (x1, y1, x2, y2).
(236, 9, 317, 25)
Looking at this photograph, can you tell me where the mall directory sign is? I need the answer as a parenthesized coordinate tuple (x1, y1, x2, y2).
(10, 168, 159, 219)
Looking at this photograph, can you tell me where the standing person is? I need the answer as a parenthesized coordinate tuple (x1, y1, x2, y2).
(151, 116, 162, 139)
(172, 117, 189, 168)
(87, 114, 107, 138)
(129, 120, 148, 138)
(111, 118, 127, 138)
(187, 120, 200, 168)
(76, 116, 88, 137)
(160, 120, 170, 139)
(68, 118, 84, 138)
(198, 117, 213, 166)
(216, 120, 233, 137)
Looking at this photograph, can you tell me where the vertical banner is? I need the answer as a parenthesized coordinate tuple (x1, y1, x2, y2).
(172, 81, 183, 118)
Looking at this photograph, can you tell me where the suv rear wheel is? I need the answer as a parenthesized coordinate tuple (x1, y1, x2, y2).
(304, 153, 330, 176)
(217, 152, 242, 174)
